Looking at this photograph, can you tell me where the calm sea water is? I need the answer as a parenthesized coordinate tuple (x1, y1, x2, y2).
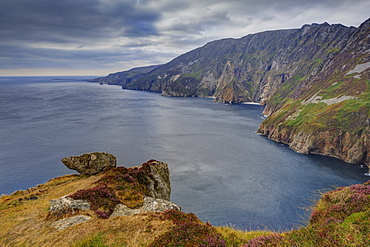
(0, 76, 368, 230)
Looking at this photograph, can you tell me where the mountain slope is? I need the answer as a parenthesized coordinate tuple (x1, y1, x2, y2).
(123, 22, 357, 103)
(257, 19, 370, 166)
(90, 64, 160, 85)
(97, 18, 370, 167)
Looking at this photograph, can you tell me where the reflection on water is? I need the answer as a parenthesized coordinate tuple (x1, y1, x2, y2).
(0, 77, 368, 230)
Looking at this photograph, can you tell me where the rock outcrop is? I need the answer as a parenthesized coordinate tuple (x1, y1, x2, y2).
(110, 196, 181, 218)
(132, 160, 171, 201)
(48, 156, 179, 229)
(61, 152, 116, 175)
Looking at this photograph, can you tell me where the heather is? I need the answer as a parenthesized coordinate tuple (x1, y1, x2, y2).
(1, 166, 369, 246)
(149, 209, 227, 247)
(245, 181, 370, 246)
(68, 160, 160, 219)
(69, 184, 120, 219)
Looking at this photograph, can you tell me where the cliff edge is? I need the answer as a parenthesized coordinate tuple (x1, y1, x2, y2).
(1, 153, 369, 246)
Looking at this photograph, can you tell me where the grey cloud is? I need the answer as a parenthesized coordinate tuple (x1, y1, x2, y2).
(0, 0, 369, 75)
(0, 42, 176, 72)
(0, 0, 160, 44)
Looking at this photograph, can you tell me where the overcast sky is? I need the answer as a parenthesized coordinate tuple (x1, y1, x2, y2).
(0, 0, 369, 76)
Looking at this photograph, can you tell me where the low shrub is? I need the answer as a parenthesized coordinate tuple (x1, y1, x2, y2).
(245, 181, 370, 246)
(149, 210, 227, 247)
(69, 185, 120, 219)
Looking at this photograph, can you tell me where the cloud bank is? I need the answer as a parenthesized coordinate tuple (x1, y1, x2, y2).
(0, 0, 369, 76)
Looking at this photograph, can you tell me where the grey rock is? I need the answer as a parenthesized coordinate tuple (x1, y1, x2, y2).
(135, 160, 171, 201)
(142, 196, 181, 212)
(110, 196, 181, 218)
(49, 196, 90, 211)
(50, 215, 91, 230)
(61, 152, 116, 175)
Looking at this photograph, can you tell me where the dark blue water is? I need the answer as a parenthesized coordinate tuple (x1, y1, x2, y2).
(0, 77, 368, 230)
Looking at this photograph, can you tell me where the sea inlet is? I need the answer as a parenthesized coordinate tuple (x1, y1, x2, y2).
(0, 76, 368, 230)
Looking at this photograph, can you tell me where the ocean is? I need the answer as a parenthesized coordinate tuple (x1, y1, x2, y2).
(0, 76, 368, 230)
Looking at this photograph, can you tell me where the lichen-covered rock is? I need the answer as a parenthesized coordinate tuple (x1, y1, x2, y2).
(61, 152, 116, 175)
(49, 196, 90, 211)
(50, 215, 91, 230)
(134, 160, 171, 201)
(109, 196, 181, 218)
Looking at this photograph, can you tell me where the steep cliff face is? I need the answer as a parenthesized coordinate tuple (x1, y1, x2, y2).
(257, 19, 370, 167)
(97, 18, 370, 167)
(121, 22, 357, 104)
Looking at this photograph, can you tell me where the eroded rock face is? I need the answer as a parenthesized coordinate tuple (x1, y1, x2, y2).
(110, 196, 181, 218)
(258, 124, 370, 167)
(61, 152, 116, 175)
(134, 160, 171, 201)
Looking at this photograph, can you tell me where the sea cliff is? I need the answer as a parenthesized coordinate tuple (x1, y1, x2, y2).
(94, 18, 370, 168)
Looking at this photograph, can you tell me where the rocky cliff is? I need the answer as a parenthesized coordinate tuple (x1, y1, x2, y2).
(95, 18, 370, 167)
(257, 19, 370, 167)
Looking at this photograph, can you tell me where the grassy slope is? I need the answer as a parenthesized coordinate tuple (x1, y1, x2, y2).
(1, 170, 369, 246)
(0, 173, 174, 246)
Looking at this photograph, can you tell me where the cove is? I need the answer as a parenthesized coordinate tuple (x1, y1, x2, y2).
(0, 76, 368, 230)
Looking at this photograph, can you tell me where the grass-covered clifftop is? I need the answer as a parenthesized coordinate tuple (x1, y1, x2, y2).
(1, 167, 369, 246)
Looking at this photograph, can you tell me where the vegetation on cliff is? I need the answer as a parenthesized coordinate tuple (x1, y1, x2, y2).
(257, 18, 370, 167)
(1, 164, 369, 246)
(93, 18, 370, 168)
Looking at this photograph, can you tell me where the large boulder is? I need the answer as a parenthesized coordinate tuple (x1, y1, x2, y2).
(61, 152, 116, 175)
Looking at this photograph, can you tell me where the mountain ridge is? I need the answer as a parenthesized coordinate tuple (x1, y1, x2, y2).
(93, 18, 370, 168)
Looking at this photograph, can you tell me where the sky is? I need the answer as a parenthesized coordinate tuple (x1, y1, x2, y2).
(0, 0, 369, 77)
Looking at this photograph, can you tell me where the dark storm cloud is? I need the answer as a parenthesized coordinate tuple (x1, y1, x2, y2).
(0, 0, 160, 44)
(0, 0, 369, 75)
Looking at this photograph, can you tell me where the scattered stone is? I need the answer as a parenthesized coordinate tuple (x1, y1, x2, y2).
(61, 152, 116, 175)
(142, 196, 181, 212)
(110, 196, 181, 218)
(49, 196, 90, 211)
(50, 215, 91, 230)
